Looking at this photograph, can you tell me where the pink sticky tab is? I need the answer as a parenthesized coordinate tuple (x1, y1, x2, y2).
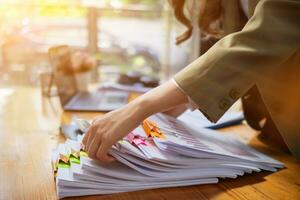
(127, 132, 149, 146)
(133, 138, 149, 146)
(127, 132, 135, 143)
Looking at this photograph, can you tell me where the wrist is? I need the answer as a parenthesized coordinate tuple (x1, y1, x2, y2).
(129, 96, 153, 121)
(115, 97, 151, 130)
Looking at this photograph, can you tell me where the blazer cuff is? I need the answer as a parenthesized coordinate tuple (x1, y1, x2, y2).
(172, 79, 198, 111)
(174, 69, 253, 123)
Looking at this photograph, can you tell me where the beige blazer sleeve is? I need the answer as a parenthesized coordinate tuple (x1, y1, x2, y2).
(174, 0, 300, 123)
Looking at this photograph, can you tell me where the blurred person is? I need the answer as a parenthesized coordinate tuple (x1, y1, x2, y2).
(82, 0, 300, 162)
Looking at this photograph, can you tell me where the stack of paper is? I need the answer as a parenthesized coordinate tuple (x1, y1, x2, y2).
(52, 113, 284, 199)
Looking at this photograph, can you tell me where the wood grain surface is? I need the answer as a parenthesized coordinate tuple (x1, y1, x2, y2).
(0, 86, 299, 200)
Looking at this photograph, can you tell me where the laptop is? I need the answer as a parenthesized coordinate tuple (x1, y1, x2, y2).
(49, 45, 128, 112)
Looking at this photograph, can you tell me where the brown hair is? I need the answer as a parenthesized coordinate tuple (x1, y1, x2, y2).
(169, 0, 223, 45)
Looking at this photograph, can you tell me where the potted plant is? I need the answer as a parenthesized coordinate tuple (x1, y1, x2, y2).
(71, 51, 97, 91)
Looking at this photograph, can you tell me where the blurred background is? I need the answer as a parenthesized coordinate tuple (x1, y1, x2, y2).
(0, 0, 200, 87)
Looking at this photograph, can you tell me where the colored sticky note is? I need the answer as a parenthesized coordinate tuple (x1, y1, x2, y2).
(71, 149, 80, 158)
(127, 132, 150, 146)
(58, 161, 70, 169)
(142, 120, 165, 139)
(59, 154, 70, 164)
(69, 155, 80, 164)
(80, 151, 88, 157)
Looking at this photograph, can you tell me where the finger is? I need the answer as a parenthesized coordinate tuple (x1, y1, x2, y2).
(82, 131, 92, 151)
(85, 125, 97, 150)
(82, 123, 94, 145)
(82, 131, 89, 146)
(96, 143, 115, 162)
(86, 134, 101, 159)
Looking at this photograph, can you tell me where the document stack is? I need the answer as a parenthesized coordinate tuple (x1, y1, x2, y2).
(52, 114, 284, 199)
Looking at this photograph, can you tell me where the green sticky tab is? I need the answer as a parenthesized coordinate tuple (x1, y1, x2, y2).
(58, 161, 70, 168)
(80, 151, 88, 157)
(118, 140, 126, 145)
(69, 155, 80, 164)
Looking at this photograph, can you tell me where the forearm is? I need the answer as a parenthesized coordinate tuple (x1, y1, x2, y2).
(125, 80, 188, 121)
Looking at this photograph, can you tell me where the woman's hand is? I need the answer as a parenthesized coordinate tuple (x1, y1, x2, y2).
(82, 101, 146, 162)
(82, 80, 188, 162)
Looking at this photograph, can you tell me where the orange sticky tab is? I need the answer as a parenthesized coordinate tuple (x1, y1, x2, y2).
(142, 120, 165, 139)
(142, 120, 152, 137)
(71, 149, 80, 158)
(150, 131, 165, 139)
(59, 154, 69, 164)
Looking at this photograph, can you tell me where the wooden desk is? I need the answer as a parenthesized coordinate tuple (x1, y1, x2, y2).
(0, 86, 299, 200)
